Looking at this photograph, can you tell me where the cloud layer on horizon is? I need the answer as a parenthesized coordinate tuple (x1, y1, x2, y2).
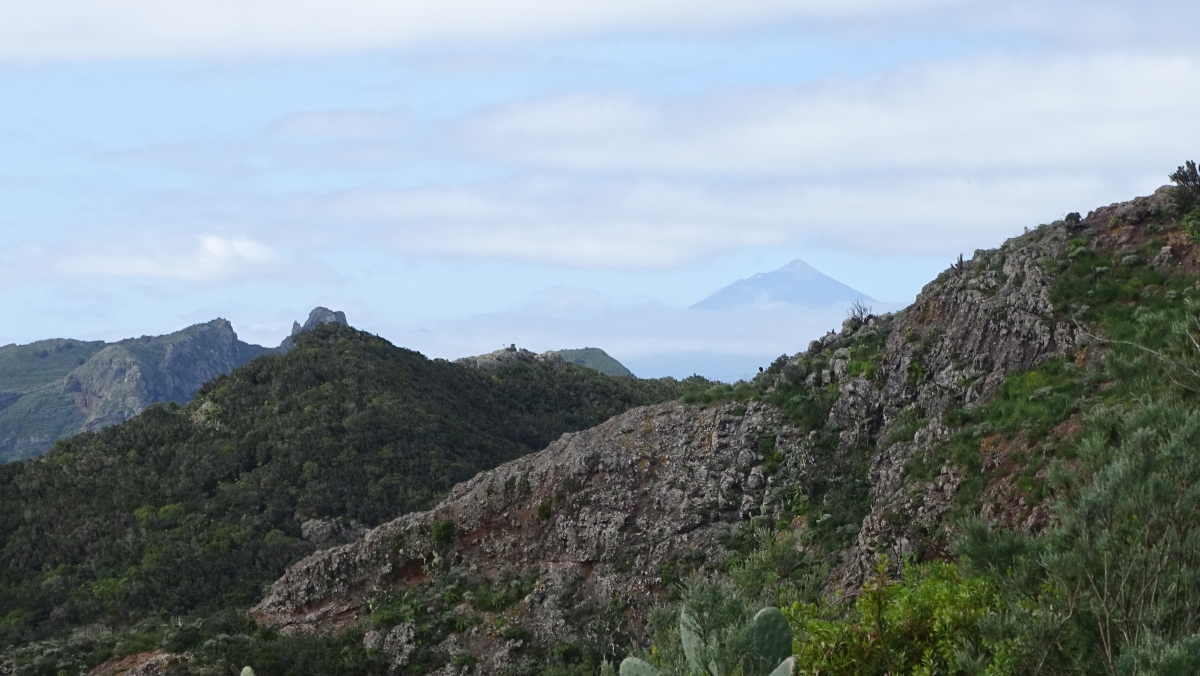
(2, 0, 1199, 348)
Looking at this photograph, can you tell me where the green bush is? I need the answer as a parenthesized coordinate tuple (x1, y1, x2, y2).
(784, 559, 1003, 676)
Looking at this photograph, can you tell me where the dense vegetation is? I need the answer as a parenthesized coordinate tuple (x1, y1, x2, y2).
(0, 323, 703, 666)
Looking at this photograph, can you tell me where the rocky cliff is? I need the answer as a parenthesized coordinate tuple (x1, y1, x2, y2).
(61, 318, 270, 431)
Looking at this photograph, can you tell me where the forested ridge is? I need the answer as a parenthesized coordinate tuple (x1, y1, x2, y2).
(0, 323, 703, 652)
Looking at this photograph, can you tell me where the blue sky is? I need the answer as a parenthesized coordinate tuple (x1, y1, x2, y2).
(1, 0, 1198, 378)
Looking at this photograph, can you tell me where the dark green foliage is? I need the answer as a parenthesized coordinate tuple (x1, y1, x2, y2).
(0, 323, 699, 647)
(765, 384, 838, 433)
(843, 328, 887, 383)
(1170, 160, 1200, 212)
(555, 348, 635, 378)
(977, 358, 1086, 440)
(432, 520, 457, 548)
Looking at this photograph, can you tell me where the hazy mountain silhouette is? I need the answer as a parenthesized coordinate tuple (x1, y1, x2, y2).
(692, 259, 873, 310)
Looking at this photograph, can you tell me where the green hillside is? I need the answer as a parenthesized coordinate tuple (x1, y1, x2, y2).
(0, 323, 704, 652)
(556, 347, 635, 377)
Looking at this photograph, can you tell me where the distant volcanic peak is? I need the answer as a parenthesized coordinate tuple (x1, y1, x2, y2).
(691, 258, 872, 311)
(777, 259, 826, 280)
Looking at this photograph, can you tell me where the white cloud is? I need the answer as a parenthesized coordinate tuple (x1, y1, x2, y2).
(288, 51, 1195, 266)
(320, 179, 790, 267)
(0, 0, 957, 61)
(313, 169, 1116, 267)
(65, 52, 1196, 271)
(268, 109, 408, 141)
(59, 235, 280, 282)
(458, 54, 1200, 176)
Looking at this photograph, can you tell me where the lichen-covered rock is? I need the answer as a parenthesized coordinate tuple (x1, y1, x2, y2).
(381, 623, 417, 673)
(300, 517, 369, 548)
(454, 345, 563, 372)
(251, 401, 803, 671)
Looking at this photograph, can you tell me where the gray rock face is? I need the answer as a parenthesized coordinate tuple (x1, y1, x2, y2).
(793, 221, 1080, 585)
(454, 345, 564, 372)
(251, 401, 803, 670)
(277, 307, 349, 351)
(768, 198, 1187, 586)
(61, 319, 263, 431)
(381, 623, 417, 673)
(300, 518, 369, 548)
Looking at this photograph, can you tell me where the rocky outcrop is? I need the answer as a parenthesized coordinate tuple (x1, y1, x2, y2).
(277, 307, 349, 351)
(87, 650, 187, 676)
(252, 401, 803, 670)
(780, 188, 1186, 586)
(454, 345, 564, 372)
(301, 517, 369, 548)
(789, 221, 1080, 583)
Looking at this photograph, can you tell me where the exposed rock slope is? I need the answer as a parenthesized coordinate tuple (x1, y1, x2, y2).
(253, 401, 802, 670)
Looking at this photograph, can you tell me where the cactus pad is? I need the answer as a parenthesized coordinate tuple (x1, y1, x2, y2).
(747, 607, 792, 676)
(680, 608, 703, 674)
(620, 657, 662, 676)
(766, 656, 794, 676)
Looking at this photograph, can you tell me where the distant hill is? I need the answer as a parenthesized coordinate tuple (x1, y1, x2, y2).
(692, 259, 873, 310)
(0, 307, 344, 462)
(555, 347, 634, 377)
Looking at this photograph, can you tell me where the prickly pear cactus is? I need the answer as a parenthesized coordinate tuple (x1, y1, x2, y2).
(766, 656, 794, 676)
(747, 607, 792, 676)
(680, 608, 703, 675)
(620, 657, 662, 676)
